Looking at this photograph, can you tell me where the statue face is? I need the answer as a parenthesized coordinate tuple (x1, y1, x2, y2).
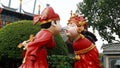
(65, 23, 78, 38)
(55, 20, 62, 32)
(52, 20, 62, 35)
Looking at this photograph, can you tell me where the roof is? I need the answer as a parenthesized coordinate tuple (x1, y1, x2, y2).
(102, 43, 120, 54)
(1, 4, 17, 12)
(22, 9, 34, 17)
(115, 60, 120, 65)
(0, 4, 33, 20)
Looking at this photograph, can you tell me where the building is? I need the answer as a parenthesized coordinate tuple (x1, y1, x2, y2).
(102, 43, 120, 68)
(0, 4, 33, 28)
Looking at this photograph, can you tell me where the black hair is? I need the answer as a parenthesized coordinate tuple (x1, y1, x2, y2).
(41, 22, 51, 29)
(41, 21, 57, 29)
(81, 30, 98, 44)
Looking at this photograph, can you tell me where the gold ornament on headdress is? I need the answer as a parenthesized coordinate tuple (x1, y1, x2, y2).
(68, 11, 87, 29)
(79, 21, 86, 26)
(70, 10, 73, 17)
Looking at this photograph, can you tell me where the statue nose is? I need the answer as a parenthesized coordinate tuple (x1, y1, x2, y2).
(65, 30, 69, 33)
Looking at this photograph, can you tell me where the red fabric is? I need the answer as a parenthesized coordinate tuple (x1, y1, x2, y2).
(33, 7, 60, 25)
(39, 7, 60, 24)
(19, 29, 56, 68)
(73, 38, 101, 68)
(33, 15, 40, 25)
(22, 50, 26, 58)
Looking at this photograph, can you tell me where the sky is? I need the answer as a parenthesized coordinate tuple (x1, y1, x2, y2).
(0, 0, 83, 27)
(0, 0, 104, 53)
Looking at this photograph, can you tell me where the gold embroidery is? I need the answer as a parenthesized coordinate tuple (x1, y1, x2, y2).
(74, 44, 95, 61)
(80, 34, 85, 39)
(74, 44, 95, 55)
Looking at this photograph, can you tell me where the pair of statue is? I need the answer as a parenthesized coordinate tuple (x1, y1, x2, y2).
(18, 5, 101, 68)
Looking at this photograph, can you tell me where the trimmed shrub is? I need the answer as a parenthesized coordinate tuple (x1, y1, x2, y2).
(0, 20, 40, 59)
(48, 55, 74, 68)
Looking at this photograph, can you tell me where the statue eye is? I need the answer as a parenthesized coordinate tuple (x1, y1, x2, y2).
(71, 24, 76, 27)
(54, 21, 57, 24)
(77, 25, 81, 27)
(71, 25, 75, 27)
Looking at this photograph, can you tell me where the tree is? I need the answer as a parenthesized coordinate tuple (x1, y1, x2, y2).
(76, 0, 120, 43)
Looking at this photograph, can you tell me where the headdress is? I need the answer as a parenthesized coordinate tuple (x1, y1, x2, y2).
(68, 11, 87, 29)
(33, 6, 60, 25)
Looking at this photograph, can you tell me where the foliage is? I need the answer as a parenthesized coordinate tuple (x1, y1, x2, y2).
(0, 20, 40, 59)
(48, 55, 74, 68)
(76, 0, 120, 43)
(48, 35, 69, 55)
(0, 20, 68, 60)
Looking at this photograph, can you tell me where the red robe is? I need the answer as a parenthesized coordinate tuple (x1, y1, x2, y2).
(73, 37, 101, 68)
(19, 29, 56, 68)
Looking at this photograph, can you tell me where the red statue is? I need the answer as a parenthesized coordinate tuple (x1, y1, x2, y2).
(66, 13, 101, 68)
(18, 6, 61, 68)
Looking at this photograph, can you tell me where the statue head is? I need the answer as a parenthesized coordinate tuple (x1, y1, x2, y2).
(65, 12, 87, 40)
(33, 6, 62, 35)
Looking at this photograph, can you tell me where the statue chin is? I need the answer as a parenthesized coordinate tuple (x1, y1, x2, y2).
(54, 32, 59, 35)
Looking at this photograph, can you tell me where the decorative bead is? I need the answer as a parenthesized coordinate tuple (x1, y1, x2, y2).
(75, 55, 80, 61)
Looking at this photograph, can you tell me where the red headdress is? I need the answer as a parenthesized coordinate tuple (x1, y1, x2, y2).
(68, 11, 87, 29)
(33, 6, 60, 25)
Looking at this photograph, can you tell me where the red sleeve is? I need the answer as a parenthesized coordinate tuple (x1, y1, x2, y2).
(27, 32, 53, 58)
(22, 50, 26, 58)
(46, 38, 56, 49)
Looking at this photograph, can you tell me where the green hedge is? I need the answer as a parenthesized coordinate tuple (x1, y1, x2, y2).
(0, 20, 41, 59)
(48, 55, 74, 68)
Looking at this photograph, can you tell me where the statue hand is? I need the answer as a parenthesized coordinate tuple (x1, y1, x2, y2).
(18, 43, 23, 48)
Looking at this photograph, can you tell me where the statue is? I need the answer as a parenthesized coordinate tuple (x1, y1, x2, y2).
(18, 6, 62, 68)
(65, 12, 101, 68)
